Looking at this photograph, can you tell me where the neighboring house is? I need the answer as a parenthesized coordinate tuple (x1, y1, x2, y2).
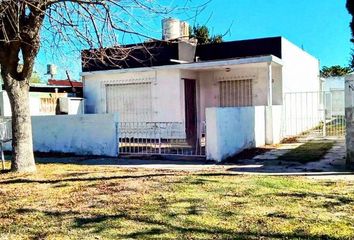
(48, 79, 83, 88)
(81, 23, 320, 159)
(0, 84, 84, 116)
(322, 76, 344, 91)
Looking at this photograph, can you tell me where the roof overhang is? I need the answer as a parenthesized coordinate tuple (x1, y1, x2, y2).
(81, 55, 283, 76)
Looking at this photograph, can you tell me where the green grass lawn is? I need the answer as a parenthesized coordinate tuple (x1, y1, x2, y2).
(0, 163, 353, 239)
(278, 141, 335, 163)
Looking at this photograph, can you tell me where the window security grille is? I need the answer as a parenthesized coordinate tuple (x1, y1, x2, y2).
(106, 82, 152, 122)
(219, 79, 252, 107)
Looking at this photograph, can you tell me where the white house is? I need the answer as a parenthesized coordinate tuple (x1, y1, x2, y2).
(81, 24, 320, 160)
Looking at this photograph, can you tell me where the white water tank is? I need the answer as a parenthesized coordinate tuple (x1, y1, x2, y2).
(162, 18, 181, 40)
(180, 21, 190, 40)
(47, 64, 57, 76)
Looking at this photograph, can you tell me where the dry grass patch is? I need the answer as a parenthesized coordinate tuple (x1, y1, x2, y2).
(0, 162, 353, 239)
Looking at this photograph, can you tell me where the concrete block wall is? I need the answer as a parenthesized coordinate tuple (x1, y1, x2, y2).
(345, 75, 354, 167)
(206, 106, 265, 162)
(5, 114, 119, 157)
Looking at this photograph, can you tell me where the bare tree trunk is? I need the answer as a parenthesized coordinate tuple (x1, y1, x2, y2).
(4, 74, 36, 172)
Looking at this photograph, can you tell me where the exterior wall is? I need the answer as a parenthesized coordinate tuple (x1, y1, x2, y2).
(345, 75, 354, 167)
(323, 76, 345, 91)
(64, 98, 85, 115)
(155, 69, 184, 122)
(323, 77, 345, 117)
(206, 106, 265, 162)
(198, 70, 217, 124)
(83, 69, 184, 123)
(4, 114, 119, 157)
(83, 71, 155, 114)
(280, 38, 320, 139)
(271, 105, 283, 144)
(272, 65, 283, 105)
(281, 38, 320, 93)
(198, 64, 281, 124)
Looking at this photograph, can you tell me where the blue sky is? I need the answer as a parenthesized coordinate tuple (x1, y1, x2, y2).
(35, 0, 352, 81)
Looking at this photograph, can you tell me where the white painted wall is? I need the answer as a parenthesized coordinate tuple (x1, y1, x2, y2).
(83, 71, 155, 114)
(272, 65, 283, 105)
(322, 78, 345, 116)
(65, 98, 85, 115)
(155, 69, 184, 122)
(83, 69, 185, 123)
(280, 38, 321, 138)
(206, 106, 265, 162)
(84, 62, 282, 125)
(281, 38, 320, 93)
(324, 76, 345, 91)
(4, 114, 119, 156)
(328, 90, 345, 116)
(198, 64, 282, 124)
(272, 105, 283, 144)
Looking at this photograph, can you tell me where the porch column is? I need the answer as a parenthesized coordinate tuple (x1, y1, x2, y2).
(267, 62, 273, 106)
(265, 62, 273, 144)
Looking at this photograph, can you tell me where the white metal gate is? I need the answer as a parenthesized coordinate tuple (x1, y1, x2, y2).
(282, 90, 345, 138)
(118, 122, 206, 156)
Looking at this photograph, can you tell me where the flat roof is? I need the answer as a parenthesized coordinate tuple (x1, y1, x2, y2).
(81, 55, 282, 76)
(81, 36, 283, 72)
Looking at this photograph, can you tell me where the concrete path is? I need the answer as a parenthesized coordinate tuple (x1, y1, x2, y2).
(228, 139, 354, 180)
(252, 143, 303, 160)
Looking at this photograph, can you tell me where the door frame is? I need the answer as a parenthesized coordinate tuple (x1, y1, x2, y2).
(183, 78, 198, 146)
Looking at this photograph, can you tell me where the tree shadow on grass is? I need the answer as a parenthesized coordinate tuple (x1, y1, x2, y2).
(72, 212, 343, 240)
(13, 206, 347, 239)
(16, 207, 81, 217)
(0, 173, 173, 185)
(275, 191, 354, 206)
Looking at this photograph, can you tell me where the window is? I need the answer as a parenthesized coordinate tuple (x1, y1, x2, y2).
(106, 82, 152, 122)
(219, 79, 253, 107)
